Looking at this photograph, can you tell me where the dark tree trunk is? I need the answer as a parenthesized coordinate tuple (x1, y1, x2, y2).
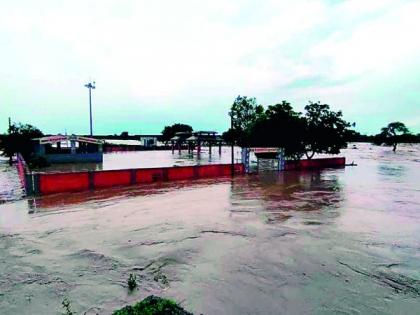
(305, 151, 315, 159)
(393, 142, 397, 152)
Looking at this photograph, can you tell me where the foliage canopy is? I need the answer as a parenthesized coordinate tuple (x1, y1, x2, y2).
(113, 295, 192, 315)
(227, 96, 352, 159)
(303, 102, 351, 159)
(0, 123, 43, 162)
(373, 121, 410, 151)
(161, 123, 193, 142)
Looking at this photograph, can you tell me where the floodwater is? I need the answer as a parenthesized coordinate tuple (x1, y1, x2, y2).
(1, 143, 420, 314)
(33, 147, 242, 173)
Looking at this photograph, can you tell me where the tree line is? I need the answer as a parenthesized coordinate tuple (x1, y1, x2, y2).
(1, 100, 418, 164)
(224, 96, 352, 159)
(224, 95, 418, 158)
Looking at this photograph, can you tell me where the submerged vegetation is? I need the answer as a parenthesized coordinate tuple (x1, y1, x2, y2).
(113, 295, 193, 315)
(61, 297, 74, 315)
(128, 273, 138, 291)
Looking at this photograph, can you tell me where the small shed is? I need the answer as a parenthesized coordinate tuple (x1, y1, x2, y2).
(34, 135, 104, 163)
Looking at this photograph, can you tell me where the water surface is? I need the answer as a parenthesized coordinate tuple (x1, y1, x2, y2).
(1, 143, 419, 314)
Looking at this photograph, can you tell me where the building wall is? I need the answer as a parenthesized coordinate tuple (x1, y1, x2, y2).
(45, 153, 103, 163)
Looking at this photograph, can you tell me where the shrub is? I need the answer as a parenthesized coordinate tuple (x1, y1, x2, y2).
(113, 295, 193, 315)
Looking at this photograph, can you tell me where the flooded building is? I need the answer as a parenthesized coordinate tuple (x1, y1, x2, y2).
(33, 135, 104, 163)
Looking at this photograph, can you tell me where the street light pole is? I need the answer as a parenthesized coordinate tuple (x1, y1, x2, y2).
(84, 81, 96, 136)
(230, 111, 234, 176)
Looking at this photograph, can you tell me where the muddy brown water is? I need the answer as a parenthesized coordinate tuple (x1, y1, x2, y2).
(1, 143, 420, 314)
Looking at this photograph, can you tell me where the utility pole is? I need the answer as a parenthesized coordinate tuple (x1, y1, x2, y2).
(230, 112, 234, 176)
(84, 81, 96, 136)
(8, 117, 11, 134)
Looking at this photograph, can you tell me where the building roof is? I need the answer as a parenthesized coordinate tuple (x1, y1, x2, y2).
(104, 139, 143, 146)
(36, 135, 104, 145)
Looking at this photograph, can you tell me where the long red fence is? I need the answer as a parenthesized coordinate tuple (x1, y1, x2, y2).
(32, 163, 244, 195)
(284, 157, 345, 170)
(20, 157, 345, 196)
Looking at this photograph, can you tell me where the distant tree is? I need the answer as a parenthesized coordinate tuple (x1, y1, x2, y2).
(161, 123, 193, 142)
(0, 123, 43, 164)
(229, 95, 264, 146)
(120, 131, 129, 139)
(374, 122, 410, 151)
(345, 130, 374, 143)
(303, 102, 351, 159)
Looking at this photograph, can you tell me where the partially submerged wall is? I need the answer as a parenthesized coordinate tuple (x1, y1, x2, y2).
(26, 163, 245, 196)
(284, 157, 345, 170)
(20, 157, 345, 196)
(16, 154, 28, 189)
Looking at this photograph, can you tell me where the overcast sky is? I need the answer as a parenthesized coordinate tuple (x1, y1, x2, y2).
(1, 0, 419, 135)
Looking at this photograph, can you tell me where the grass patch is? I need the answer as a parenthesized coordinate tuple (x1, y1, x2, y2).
(113, 295, 193, 315)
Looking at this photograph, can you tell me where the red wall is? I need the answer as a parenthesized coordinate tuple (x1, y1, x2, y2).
(16, 154, 27, 188)
(39, 172, 89, 194)
(167, 166, 195, 180)
(94, 170, 131, 188)
(284, 157, 345, 170)
(37, 163, 244, 195)
(35, 159, 341, 196)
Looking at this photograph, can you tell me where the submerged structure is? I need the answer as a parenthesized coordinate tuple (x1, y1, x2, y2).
(171, 131, 223, 154)
(34, 135, 104, 163)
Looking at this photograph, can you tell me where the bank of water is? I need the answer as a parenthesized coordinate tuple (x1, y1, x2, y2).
(1, 143, 419, 314)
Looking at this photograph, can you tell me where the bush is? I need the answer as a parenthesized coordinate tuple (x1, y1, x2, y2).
(127, 274, 137, 291)
(113, 295, 193, 315)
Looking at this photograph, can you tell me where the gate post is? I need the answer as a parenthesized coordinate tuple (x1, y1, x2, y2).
(241, 147, 250, 174)
(277, 148, 285, 171)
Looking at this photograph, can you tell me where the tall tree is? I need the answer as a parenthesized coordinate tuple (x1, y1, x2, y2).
(229, 95, 264, 146)
(374, 122, 410, 151)
(247, 101, 306, 159)
(303, 102, 351, 159)
(0, 123, 43, 164)
(161, 123, 193, 142)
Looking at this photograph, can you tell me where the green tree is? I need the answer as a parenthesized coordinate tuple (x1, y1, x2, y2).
(0, 123, 43, 164)
(247, 101, 307, 159)
(374, 122, 410, 151)
(303, 102, 351, 159)
(161, 123, 193, 142)
(120, 131, 129, 139)
(229, 95, 264, 146)
(225, 97, 353, 160)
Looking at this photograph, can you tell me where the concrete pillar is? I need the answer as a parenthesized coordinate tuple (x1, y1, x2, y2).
(70, 140, 76, 154)
(38, 144, 46, 155)
(241, 147, 250, 174)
